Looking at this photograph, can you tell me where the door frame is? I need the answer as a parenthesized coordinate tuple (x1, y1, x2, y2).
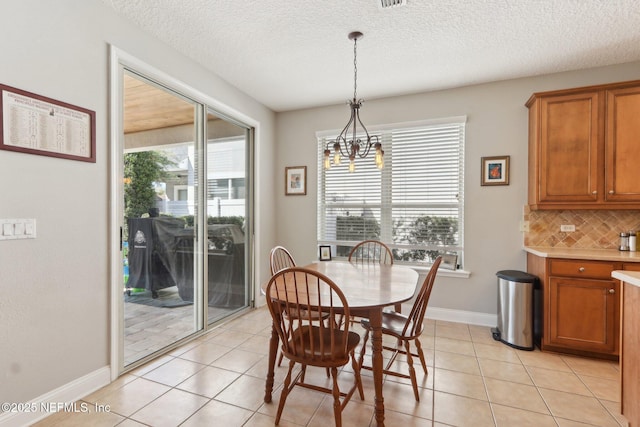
(109, 46, 258, 380)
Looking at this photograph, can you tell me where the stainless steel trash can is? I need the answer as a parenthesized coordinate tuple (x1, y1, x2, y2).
(491, 270, 537, 351)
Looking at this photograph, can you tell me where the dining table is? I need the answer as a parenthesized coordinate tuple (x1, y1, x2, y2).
(262, 260, 419, 427)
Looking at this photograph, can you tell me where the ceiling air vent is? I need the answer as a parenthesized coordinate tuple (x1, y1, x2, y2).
(379, 0, 407, 9)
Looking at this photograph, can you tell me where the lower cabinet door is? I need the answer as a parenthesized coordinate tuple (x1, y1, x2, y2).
(548, 277, 619, 355)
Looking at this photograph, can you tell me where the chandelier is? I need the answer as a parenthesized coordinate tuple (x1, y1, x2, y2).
(323, 31, 383, 173)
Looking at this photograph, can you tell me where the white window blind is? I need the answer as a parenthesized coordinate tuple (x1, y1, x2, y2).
(317, 118, 465, 267)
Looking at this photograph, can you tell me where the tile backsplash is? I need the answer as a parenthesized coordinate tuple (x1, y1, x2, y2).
(523, 208, 640, 249)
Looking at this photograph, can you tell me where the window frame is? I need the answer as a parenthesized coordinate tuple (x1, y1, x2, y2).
(317, 117, 466, 268)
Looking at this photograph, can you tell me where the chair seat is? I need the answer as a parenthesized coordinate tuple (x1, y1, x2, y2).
(285, 307, 330, 322)
(361, 311, 422, 340)
(288, 326, 360, 363)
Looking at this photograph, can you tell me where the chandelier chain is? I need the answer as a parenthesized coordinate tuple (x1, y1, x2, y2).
(353, 37, 358, 100)
(323, 31, 383, 172)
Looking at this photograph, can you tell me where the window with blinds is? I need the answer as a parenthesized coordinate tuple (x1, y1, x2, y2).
(317, 117, 465, 267)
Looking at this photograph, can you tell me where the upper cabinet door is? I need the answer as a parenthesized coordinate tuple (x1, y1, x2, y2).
(527, 91, 602, 208)
(535, 92, 601, 204)
(605, 86, 640, 202)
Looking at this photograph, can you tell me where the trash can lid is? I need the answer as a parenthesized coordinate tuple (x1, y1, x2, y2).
(496, 270, 537, 283)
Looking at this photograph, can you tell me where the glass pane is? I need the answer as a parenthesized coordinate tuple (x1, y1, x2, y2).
(122, 72, 200, 367)
(205, 111, 249, 325)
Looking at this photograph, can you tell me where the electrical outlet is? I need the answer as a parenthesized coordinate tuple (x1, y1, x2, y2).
(520, 221, 530, 232)
(560, 224, 576, 232)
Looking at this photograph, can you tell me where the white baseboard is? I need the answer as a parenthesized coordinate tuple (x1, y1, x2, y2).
(426, 306, 497, 327)
(0, 366, 111, 427)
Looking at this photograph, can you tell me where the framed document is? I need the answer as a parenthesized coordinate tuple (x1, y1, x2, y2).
(0, 84, 96, 162)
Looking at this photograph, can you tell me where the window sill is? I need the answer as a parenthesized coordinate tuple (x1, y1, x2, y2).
(409, 265, 471, 279)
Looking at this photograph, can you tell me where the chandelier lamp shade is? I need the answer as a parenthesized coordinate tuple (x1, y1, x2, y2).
(323, 31, 384, 172)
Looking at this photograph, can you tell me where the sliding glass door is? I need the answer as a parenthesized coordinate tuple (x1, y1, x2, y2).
(119, 70, 251, 369)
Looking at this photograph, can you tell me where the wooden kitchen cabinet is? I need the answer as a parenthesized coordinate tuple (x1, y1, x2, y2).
(620, 280, 640, 427)
(606, 85, 640, 202)
(527, 79, 640, 210)
(527, 254, 620, 358)
(611, 269, 640, 427)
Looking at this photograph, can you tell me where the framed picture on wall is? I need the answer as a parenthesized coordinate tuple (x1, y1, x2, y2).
(0, 83, 96, 162)
(285, 166, 307, 195)
(481, 156, 510, 186)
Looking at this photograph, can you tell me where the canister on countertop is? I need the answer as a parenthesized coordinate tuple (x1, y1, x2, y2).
(630, 231, 637, 252)
(619, 232, 630, 251)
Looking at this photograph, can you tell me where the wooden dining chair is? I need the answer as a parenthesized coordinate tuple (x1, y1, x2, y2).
(265, 267, 365, 427)
(269, 246, 330, 372)
(269, 245, 297, 274)
(348, 240, 402, 313)
(357, 256, 442, 401)
(348, 239, 394, 265)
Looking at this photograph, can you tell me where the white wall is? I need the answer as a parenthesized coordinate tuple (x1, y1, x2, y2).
(274, 61, 640, 316)
(0, 0, 276, 407)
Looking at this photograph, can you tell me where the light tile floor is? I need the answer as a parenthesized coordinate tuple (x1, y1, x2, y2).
(35, 306, 627, 426)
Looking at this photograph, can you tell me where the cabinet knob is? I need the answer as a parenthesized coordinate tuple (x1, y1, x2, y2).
(592, 190, 597, 195)
(609, 190, 615, 194)
(578, 267, 585, 272)
(609, 288, 615, 294)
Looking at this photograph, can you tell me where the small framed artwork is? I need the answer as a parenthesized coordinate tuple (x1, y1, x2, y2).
(319, 245, 332, 261)
(481, 156, 510, 186)
(441, 254, 458, 271)
(285, 166, 307, 196)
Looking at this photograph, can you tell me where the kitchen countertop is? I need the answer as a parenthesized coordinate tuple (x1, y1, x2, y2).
(612, 270, 640, 287)
(524, 246, 640, 262)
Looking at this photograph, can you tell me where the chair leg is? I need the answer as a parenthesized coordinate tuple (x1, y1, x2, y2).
(414, 338, 428, 374)
(357, 329, 370, 369)
(404, 341, 420, 401)
(277, 350, 284, 367)
(300, 364, 307, 383)
(350, 350, 365, 400)
(330, 366, 342, 427)
(276, 360, 296, 424)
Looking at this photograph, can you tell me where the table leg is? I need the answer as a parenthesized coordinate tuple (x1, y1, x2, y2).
(264, 322, 278, 403)
(369, 309, 385, 426)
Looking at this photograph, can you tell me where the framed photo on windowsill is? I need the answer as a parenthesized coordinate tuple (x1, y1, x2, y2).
(441, 254, 458, 270)
(319, 245, 332, 261)
(285, 166, 307, 195)
(481, 155, 510, 186)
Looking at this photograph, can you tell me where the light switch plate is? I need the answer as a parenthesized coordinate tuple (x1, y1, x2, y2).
(0, 219, 36, 240)
(2, 223, 14, 236)
(560, 224, 576, 232)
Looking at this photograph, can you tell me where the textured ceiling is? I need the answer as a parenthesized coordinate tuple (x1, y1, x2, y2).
(101, 0, 640, 112)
